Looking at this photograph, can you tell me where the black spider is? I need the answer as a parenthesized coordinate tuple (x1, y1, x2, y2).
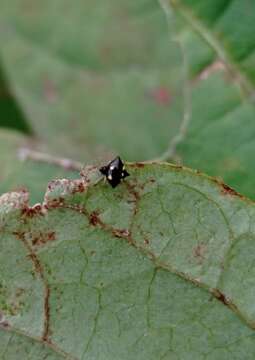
(99, 156, 129, 188)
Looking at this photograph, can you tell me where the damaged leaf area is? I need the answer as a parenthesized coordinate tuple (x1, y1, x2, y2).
(1, 163, 255, 359)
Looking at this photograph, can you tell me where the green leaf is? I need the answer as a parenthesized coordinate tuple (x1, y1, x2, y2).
(160, 0, 255, 199)
(1, 163, 255, 359)
(0, 0, 183, 162)
(0, 129, 78, 203)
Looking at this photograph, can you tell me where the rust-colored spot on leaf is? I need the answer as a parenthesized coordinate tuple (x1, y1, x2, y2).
(212, 289, 238, 313)
(124, 182, 142, 226)
(0, 319, 9, 328)
(220, 183, 242, 197)
(46, 197, 65, 209)
(112, 229, 130, 238)
(48, 232, 56, 241)
(15, 288, 25, 298)
(27, 253, 44, 274)
(135, 162, 145, 168)
(144, 238, 149, 245)
(211, 177, 244, 199)
(89, 210, 102, 226)
(32, 231, 56, 246)
(149, 86, 172, 106)
(71, 182, 85, 194)
(213, 289, 230, 306)
(22, 204, 43, 218)
(192, 243, 206, 264)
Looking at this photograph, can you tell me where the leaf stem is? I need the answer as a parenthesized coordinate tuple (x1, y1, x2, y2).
(157, 0, 192, 162)
(18, 148, 83, 172)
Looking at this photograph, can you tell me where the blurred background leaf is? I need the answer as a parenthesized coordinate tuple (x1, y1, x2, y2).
(164, 0, 255, 199)
(0, 129, 78, 203)
(0, 0, 255, 199)
(0, 0, 184, 162)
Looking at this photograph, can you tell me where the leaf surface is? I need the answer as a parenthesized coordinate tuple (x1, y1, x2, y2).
(1, 163, 255, 359)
